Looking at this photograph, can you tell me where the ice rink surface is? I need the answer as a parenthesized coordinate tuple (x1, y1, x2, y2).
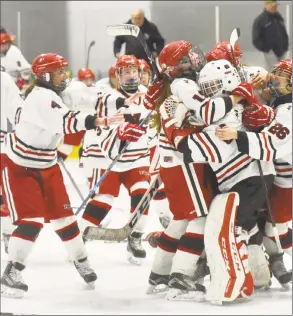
(1, 161, 292, 315)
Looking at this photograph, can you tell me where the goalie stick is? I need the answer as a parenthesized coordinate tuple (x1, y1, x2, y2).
(75, 24, 163, 216)
(86, 40, 96, 68)
(83, 174, 162, 241)
(229, 28, 283, 253)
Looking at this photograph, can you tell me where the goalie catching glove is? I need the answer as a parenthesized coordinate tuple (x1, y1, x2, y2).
(117, 122, 146, 142)
(159, 95, 202, 149)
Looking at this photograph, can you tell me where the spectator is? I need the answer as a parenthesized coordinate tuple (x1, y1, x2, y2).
(252, 0, 289, 70)
(113, 8, 165, 62)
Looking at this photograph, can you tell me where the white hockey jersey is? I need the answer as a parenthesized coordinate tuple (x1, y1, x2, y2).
(235, 95, 292, 188)
(81, 86, 150, 172)
(6, 86, 95, 169)
(181, 105, 275, 192)
(1, 45, 31, 81)
(94, 77, 114, 94)
(61, 80, 98, 112)
(1, 72, 23, 154)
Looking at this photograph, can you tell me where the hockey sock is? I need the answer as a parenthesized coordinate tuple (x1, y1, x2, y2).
(51, 215, 87, 261)
(8, 219, 43, 266)
(171, 217, 205, 277)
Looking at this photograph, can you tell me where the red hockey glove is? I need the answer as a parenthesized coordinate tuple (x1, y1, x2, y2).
(117, 122, 146, 142)
(143, 80, 165, 110)
(232, 82, 258, 105)
(162, 118, 196, 149)
(145, 231, 162, 248)
(242, 103, 276, 131)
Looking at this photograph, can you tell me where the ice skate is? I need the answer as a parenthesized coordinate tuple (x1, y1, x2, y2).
(166, 272, 206, 301)
(1, 261, 28, 298)
(193, 256, 210, 285)
(269, 253, 292, 290)
(146, 271, 170, 295)
(74, 257, 97, 289)
(126, 231, 146, 265)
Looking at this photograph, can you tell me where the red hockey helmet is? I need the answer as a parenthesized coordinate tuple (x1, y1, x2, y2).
(267, 59, 292, 97)
(0, 33, 12, 45)
(116, 55, 140, 93)
(32, 53, 68, 76)
(32, 53, 69, 92)
(158, 40, 205, 80)
(0, 33, 12, 57)
(77, 68, 95, 81)
(206, 41, 243, 66)
(138, 59, 151, 72)
(109, 64, 116, 78)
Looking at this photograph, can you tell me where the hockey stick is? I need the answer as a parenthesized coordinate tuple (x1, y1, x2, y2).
(83, 174, 162, 241)
(86, 41, 96, 68)
(229, 28, 283, 253)
(107, 24, 161, 80)
(58, 158, 85, 201)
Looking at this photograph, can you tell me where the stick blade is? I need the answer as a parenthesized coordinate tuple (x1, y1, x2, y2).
(106, 24, 140, 37)
(230, 28, 240, 48)
(84, 226, 131, 242)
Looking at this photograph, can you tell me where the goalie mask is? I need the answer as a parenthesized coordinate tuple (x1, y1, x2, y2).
(116, 55, 140, 94)
(32, 53, 70, 93)
(158, 40, 206, 81)
(267, 59, 292, 98)
(198, 59, 241, 97)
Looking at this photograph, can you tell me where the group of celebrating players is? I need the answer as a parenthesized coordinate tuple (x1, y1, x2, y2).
(0, 28, 292, 305)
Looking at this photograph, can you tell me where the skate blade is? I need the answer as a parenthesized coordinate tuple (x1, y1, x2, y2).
(165, 288, 205, 302)
(280, 282, 292, 291)
(1, 285, 26, 299)
(126, 252, 144, 266)
(146, 284, 169, 295)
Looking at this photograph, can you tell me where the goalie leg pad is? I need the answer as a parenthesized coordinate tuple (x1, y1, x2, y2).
(204, 192, 252, 303)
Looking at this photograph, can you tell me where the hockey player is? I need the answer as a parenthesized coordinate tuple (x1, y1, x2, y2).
(138, 59, 152, 87)
(0, 33, 31, 93)
(79, 55, 151, 265)
(94, 64, 118, 94)
(0, 71, 23, 254)
(215, 58, 292, 288)
(0, 53, 125, 298)
(158, 59, 276, 304)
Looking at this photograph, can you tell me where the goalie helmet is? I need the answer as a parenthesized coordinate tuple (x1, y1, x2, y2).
(158, 40, 206, 81)
(198, 59, 241, 97)
(32, 53, 70, 92)
(267, 59, 292, 98)
(116, 55, 140, 93)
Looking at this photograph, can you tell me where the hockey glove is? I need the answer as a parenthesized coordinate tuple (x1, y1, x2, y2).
(117, 122, 146, 142)
(242, 103, 276, 131)
(143, 79, 165, 110)
(232, 82, 258, 105)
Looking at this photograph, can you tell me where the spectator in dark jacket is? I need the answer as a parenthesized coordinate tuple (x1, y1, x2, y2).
(252, 0, 289, 70)
(113, 9, 165, 62)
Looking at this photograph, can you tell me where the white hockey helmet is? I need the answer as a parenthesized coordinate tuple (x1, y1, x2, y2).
(198, 59, 241, 97)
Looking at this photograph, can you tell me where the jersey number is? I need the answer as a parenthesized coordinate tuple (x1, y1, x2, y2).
(268, 123, 290, 140)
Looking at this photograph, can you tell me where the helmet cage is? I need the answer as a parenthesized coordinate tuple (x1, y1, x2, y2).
(116, 65, 140, 93)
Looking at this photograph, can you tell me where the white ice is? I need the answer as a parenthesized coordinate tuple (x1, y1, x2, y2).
(1, 160, 292, 315)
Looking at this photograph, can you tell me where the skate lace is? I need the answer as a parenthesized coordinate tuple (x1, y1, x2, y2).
(130, 236, 142, 250)
(10, 265, 24, 284)
(75, 260, 93, 277)
(271, 256, 288, 277)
